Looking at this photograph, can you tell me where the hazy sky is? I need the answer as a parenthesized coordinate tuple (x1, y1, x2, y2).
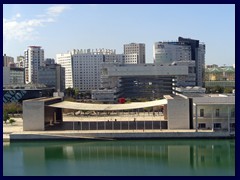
(3, 4, 235, 65)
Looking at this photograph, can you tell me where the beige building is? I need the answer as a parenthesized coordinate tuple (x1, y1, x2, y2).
(124, 43, 145, 64)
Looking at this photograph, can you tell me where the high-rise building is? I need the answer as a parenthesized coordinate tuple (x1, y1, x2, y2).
(153, 37, 205, 87)
(24, 46, 44, 84)
(56, 52, 73, 89)
(3, 54, 14, 67)
(124, 43, 145, 64)
(56, 49, 124, 92)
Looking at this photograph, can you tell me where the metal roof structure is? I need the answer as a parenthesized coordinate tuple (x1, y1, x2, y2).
(47, 99, 168, 111)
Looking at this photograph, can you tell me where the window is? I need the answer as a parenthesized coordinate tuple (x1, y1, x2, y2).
(231, 109, 235, 117)
(215, 109, 220, 117)
(200, 109, 204, 117)
(198, 123, 206, 129)
(214, 123, 221, 129)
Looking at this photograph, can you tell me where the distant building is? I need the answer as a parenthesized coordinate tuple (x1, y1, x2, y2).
(56, 52, 73, 89)
(205, 65, 235, 89)
(124, 43, 145, 64)
(56, 49, 124, 92)
(24, 46, 44, 84)
(3, 54, 14, 67)
(38, 64, 65, 92)
(44, 58, 55, 66)
(16, 56, 25, 68)
(3, 67, 25, 85)
(153, 37, 205, 87)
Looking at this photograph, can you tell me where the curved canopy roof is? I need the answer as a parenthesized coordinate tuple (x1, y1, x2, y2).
(47, 99, 167, 111)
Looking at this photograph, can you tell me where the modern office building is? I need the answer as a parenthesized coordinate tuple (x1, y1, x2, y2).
(153, 37, 205, 87)
(3, 54, 14, 67)
(96, 63, 190, 101)
(124, 43, 145, 64)
(38, 64, 65, 92)
(24, 46, 44, 84)
(3, 67, 25, 85)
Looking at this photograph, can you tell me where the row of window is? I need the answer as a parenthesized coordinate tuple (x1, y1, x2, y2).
(199, 109, 235, 117)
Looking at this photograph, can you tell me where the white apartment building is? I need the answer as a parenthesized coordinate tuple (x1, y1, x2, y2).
(57, 49, 124, 92)
(24, 46, 44, 84)
(56, 53, 73, 89)
(124, 43, 145, 64)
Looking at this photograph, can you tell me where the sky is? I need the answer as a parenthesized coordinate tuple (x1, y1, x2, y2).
(3, 4, 235, 66)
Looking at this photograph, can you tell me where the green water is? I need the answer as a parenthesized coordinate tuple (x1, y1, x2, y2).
(3, 139, 235, 176)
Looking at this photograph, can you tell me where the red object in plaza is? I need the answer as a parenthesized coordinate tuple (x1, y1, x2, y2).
(118, 98, 126, 104)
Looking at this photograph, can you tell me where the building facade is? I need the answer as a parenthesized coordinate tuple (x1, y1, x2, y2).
(3, 54, 14, 67)
(38, 64, 65, 92)
(124, 43, 145, 64)
(57, 49, 124, 92)
(16, 56, 25, 68)
(3, 67, 25, 85)
(153, 37, 205, 87)
(56, 52, 73, 89)
(24, 46, 44, 84)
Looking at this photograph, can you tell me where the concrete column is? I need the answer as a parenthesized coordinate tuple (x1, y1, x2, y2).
(195, 105, 198, 132)
(120, 121, 122, 130)
(53, 112, 56, 123)
(96, 121, 98, 130)
(211, 107, 214, 131)
(104, 121, 106, 130)
(228, 106, 230, 134)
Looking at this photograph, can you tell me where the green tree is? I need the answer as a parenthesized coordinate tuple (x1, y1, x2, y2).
(9, 119, 16, 125)
(3, 111, 10, 124)
(224, 87, 233, 93)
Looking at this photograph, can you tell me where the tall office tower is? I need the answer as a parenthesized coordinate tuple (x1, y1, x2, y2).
(56, 52, 73, 89)
(16, 56, 25, 68)
(153, 37, 205, 87)
(3, 54, 14, 67)
(124, 43, 145, 64)
(24, 46, 44, 84)
(178, 37, 206, 87)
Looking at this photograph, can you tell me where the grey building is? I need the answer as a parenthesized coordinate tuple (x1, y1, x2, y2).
(3, 54, 14, 67)
(98, 63, 190, 101)
(38, 64, 65, 92)
(3, 67, 25, 85)
(153, 37, 205, 87)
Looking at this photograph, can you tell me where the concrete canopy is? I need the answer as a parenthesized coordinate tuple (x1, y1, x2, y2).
(47, 99, 167, 111)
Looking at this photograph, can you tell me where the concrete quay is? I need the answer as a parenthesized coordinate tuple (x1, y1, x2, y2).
(3, 117, 235, 142)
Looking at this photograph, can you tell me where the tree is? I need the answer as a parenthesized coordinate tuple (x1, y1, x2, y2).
(224, 87, 233, 93)
(3, 111, 9, 124)
(9, 119, 16, 125)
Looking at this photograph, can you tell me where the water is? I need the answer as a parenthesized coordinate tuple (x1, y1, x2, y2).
(3, 139, 235, 176)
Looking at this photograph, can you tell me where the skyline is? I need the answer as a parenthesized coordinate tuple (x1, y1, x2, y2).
(3, 4, 235, 66)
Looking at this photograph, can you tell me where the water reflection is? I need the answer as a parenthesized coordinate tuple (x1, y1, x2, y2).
(3, 140, 235, 176)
